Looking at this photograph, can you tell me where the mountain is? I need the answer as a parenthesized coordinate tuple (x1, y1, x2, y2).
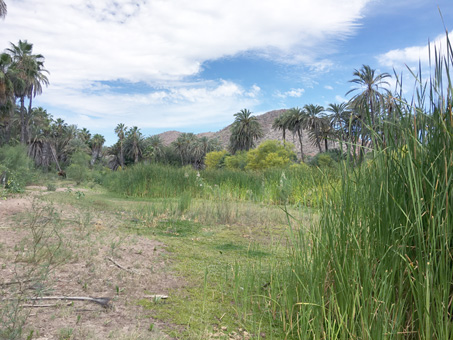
(157, 109, 335, 157)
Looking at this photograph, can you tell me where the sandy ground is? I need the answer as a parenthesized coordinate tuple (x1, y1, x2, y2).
(0, 187, 183, 340)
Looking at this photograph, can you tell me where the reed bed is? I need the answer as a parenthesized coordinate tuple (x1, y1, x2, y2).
(230, 34, 453, 339)
(102, 163, 337, 207)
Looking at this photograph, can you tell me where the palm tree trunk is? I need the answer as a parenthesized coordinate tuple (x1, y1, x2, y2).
(50, 144, 62, 172)
(297, 129, 305, 162)
(120, 141, 124, 168)
(19, 96, 26, 144)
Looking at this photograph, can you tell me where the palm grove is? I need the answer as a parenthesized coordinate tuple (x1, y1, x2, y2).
(1, 38, 395, 185)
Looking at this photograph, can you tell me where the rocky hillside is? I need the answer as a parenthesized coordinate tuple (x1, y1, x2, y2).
(157, 109, 337, 157)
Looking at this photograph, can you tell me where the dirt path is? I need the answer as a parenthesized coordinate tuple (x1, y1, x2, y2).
(0, 187, 182, 339)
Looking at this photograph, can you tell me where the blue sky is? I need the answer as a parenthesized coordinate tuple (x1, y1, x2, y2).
(1, 0, 452, 145)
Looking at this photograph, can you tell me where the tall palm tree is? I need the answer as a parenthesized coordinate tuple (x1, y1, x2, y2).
(304, 104, 325, 153)
(114, 123, 126, 168)
(229, 109, 263, 154)
(7, 40, 49, 144)
(89, 134, 105, 166)
(285, 107, 307, 162)
(0, 53, 14, 145)
(346, 65, 391, 128)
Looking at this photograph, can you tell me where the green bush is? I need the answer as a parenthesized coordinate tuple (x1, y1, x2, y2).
(246, 140, 297, 170)
(66, 151, 91, 185)
(224, 151, 248, 170)
(205, 150, 228, 169)
(0, 145, 32, 192)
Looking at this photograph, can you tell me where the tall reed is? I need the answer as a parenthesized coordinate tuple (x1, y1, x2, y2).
(233, 32, 453, 339)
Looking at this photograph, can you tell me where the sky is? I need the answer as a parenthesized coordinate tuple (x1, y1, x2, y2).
(1, 0, 452, 145)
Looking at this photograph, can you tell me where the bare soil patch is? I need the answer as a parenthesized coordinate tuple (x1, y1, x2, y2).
(0, 188, 183, 339)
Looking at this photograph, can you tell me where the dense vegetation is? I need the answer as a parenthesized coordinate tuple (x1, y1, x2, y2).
(1, 21, 452, 340)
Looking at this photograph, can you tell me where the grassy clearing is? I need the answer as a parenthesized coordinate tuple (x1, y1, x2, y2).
(36, 185, 311, 339)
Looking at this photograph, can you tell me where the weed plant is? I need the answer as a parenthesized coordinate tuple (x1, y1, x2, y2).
(231, 33, 453, 339)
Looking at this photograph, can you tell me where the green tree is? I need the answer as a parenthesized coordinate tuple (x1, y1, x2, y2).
(229, 109, 263, 154)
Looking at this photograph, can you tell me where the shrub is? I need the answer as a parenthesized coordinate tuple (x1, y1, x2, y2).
(66, 152, 91, 185)
(224, 151, 248, 170)
(205, 150, 228, 169)
(246, 140, 297, 170)
(0, 145, 32, 192)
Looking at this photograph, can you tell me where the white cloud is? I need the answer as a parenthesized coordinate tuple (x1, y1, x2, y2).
(39, 80, 259, 129)
(0, 0, 371, 134)
(324, 85, 334, 90)
(276, 88, 305, 98)
(377, 31, 453, 68)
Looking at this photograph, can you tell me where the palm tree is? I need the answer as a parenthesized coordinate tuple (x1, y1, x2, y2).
(0, 1, 6, 19)
(0, 53, 14, 145)
(272, 112, 291, 142)
(126, 126, 143, 164)
(304, 104, 325, 153)
(172, 133, 197, 165)
(89, 134, 105, 166)
(114, 123, 126, 168)
(326, 102, 350, 142)
(285, 107, 307, 162)
(7, 40, 49, 144)
(346, 65, 391, 128)
(229, 109, 263, 154)
(144, 135, 164, 163)
(78, 128, 91, 145)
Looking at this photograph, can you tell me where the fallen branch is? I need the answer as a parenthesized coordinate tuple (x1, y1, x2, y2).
(106, 257, 139, 275)
(21, 302, 73, 308)
(24, 296, 111, 308)
(144, 295, 169, 300)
